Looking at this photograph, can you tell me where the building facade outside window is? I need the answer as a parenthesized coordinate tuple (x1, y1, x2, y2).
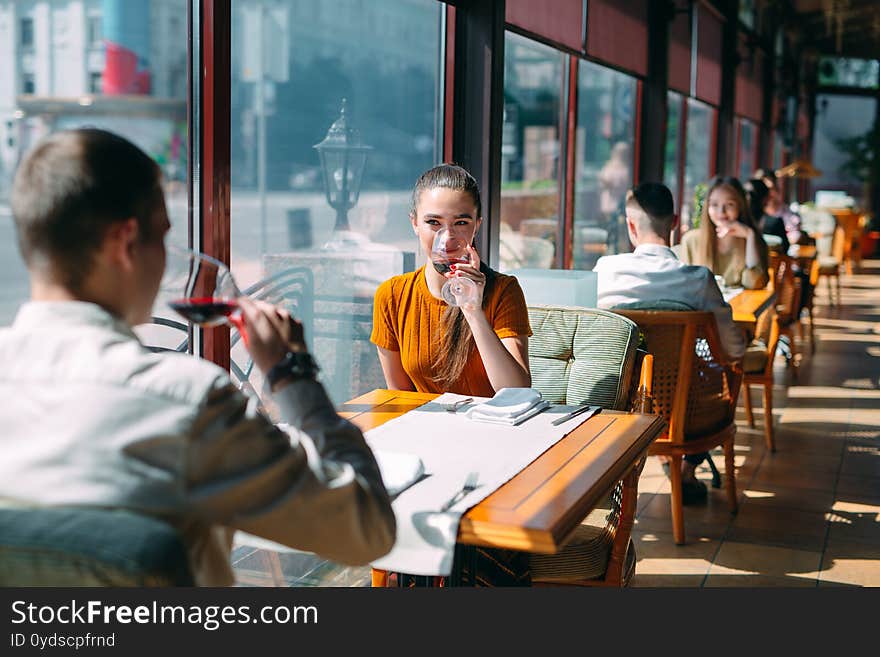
(20, 17, 34, 49)
(498, 31, 563, 272)
(572, 59, 638, 267)
(0, 0, 188, 337)
(228, 0, 444, 411)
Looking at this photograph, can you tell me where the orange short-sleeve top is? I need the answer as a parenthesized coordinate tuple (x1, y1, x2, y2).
(370, 266, 532, 397)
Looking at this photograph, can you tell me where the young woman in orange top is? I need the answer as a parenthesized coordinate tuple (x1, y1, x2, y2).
(371, 164, 532, 397)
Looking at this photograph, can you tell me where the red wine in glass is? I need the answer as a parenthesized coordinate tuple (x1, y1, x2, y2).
(162, 247, 249, 345)
(431, 256, 470, 275)
(168, 297, 239, 327)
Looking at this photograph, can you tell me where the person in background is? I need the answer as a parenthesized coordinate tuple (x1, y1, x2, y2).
(679, 176, 769, 289)
(593, 182, 745, 504)
(745, 177, 790, 254)
(746, 177, 813, 318)
(598, 142, 633, 254)
(754, 167, 806, 245)
(0, 128, 395, 585)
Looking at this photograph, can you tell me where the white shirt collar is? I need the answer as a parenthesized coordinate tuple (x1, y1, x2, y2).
(632, 243, 678, 259)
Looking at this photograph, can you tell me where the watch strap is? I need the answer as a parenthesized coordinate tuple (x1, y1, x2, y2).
(266, 351, 319, 388)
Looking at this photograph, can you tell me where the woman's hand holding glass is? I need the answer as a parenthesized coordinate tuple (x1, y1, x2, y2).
(446, 244, 486, 312)
(430, 229, 483, 309)
(715, 220, 752, 240)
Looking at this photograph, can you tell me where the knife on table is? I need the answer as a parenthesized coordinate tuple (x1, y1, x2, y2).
(550, 404, 601, 426)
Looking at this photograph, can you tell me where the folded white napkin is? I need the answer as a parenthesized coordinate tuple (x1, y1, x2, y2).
(372, 449, 425, 496)
(465, 387, 550, 425)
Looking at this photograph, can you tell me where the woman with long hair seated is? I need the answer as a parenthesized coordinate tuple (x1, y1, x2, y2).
(371, 163, 531, 397)
(370, 163, 532, 586)
(680, 176, 769, 290)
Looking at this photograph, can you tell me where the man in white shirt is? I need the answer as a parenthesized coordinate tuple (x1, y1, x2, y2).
(0, 128, 395, 584)
(593, 182, 746, 503)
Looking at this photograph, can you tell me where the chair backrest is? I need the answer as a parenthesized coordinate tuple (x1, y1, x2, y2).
(774, 255, 801, 325)
(0, 507, 194, 586)
(831, 224, 847, 261)
(612, 310, 742, 443)
(527, 305, 639, 409)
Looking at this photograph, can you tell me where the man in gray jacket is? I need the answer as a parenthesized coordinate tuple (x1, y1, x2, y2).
(0, 128, 395, 585)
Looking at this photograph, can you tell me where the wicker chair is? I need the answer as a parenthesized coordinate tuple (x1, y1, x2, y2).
(525, 305, 650, 587)
(773, 254, 802, 368)
(817, 225, 846, 306)
(742, 308, 782, 452)
(613, 310, 742, 545)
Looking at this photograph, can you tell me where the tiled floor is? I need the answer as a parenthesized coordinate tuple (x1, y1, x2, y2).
(631, 258, 880, 587)
(232, 259, 880, 587)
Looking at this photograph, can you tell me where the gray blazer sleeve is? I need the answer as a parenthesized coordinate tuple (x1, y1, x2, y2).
(182, 377, 395, 566)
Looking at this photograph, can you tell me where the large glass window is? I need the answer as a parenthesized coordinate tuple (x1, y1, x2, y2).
(229, 0, 443, 412)
(572, 60, 638, 268)
(0, 2, 188, 337)
(20, 17, 34, 49)
(664, 91, 684, 215)
(498, 32, 564, 272)
(682, 98, 714, 230)
(772, 131, 784, 171)
(737, 117, 757, 181)
(817, 57, 879, 89)
(813, 93, 878, 207)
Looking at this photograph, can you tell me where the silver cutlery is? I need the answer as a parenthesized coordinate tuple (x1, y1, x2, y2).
(550, 404, 601, 426)
(440, 471, 479, 511)
(444, 397, 473, 413)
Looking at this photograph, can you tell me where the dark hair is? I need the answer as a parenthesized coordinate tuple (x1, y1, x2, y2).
(753, 168, 777, 185)
(743, 178, 770, 225)
(410, 164, 492, 390)
(626, 182, 675, 237)
(11, 128, 162, 291)
(410, 163, 482, 219)
(697, 176, 765, 266)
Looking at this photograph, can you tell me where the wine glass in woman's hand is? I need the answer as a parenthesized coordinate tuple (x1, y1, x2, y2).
(162, 245, 249, 345)
(430, 229, 479, 307)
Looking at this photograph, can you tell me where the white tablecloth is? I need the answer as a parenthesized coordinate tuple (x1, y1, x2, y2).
(365, 392, 591, 577)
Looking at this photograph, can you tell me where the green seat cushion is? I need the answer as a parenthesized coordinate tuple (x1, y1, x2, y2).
(528, 307, 638, 409)
(0, 507, 193, 586)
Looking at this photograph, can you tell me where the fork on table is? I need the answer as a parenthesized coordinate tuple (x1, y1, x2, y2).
(444, 397, 473, 413)
(440, 471, 479, 512)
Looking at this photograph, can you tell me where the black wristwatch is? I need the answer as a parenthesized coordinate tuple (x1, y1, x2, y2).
(266, 351, 320, 388)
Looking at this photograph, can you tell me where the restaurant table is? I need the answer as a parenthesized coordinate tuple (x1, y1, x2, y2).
(340, 388, 665, 585)
(727, 286, 777, 330)
(788, 244, 816, 263)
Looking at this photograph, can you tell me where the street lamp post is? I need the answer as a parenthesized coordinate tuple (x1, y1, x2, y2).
(313, 99, 371, 233)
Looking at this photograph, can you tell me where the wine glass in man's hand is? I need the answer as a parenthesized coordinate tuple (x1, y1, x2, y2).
(162, 245, 248, 344)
